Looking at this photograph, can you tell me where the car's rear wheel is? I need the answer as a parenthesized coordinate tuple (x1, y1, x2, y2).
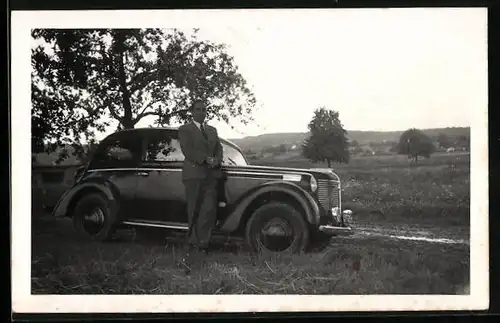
(244, 202, 309, 254)
(72, 193, 117, 242)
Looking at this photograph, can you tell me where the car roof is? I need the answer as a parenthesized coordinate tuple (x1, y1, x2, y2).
(107, 126, 243, 152)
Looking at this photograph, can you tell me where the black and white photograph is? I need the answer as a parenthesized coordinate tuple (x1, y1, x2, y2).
(12, 8, 489, 313)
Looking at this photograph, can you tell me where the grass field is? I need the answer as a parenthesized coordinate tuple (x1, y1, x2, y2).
(31, 152, 471, 295)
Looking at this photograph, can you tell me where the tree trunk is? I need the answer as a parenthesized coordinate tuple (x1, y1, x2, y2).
(114, 32, 134, 130)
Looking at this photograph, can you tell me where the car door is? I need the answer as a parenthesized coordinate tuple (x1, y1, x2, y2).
(86, 131, 142, 220)
(132, 129, 187, 225)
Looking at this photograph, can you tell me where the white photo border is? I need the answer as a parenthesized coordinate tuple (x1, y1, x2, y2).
(11, 8, 489, 313)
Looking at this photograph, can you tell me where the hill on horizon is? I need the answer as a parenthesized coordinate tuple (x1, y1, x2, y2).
(33, 126, 470, 166)
(228, 127, 470, 151)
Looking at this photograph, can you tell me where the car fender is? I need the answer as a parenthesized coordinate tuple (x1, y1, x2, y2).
(220, 180, 320, 232)
(52, 179, 119, 218)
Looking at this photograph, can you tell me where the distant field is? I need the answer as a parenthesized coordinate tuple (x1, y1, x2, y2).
(31, 151, 470, 295)
(253, 151, 469, 170)
(253, 152, 470, 227)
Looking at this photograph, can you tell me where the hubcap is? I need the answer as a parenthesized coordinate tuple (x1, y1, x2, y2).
(257, 218, 295, 252)
(82, 207, 105, 235)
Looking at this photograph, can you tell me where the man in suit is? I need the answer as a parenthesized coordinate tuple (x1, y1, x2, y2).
(178, 99, 223, 258)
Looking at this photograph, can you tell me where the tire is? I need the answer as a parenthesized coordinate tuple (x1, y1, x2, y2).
(244, 202, 309, 254)
(72, 193, 118, 242)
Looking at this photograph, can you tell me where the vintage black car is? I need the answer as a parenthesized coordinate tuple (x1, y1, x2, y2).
(52, 127, 354, 253)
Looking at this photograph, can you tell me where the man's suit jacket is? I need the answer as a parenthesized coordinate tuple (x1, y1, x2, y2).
(178, 121, 223, 180)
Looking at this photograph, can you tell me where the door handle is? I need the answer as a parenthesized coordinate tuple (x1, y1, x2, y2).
(136, 172, 149, 176)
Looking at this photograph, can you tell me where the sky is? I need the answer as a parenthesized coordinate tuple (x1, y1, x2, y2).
(29, 8, 488, 141)
(131, 9, 488, 140)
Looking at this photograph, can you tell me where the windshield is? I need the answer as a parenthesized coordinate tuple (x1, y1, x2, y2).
(222, 142, 248, 166)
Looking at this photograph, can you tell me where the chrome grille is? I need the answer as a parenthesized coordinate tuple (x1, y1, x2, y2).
(317, 179, 340, 211)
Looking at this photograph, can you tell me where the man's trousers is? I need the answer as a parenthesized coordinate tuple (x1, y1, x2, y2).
(183, 176, 218, 249)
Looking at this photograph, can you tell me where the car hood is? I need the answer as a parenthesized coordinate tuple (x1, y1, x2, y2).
(226, 164, 339, 180)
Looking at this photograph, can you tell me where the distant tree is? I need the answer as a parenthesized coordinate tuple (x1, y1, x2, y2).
(395, 128, 436, 163)
(350, 140, 359, 148)
(369, 141, 389, 149)
(262, 146, 275, 154)
(31, 28, 256, 163)
(277, 144, 287, 153)
(301, 107, 349, 167)
(455, 135, 470, 150)
(437, 133, 452, 148)
(349, 140, 363, 154)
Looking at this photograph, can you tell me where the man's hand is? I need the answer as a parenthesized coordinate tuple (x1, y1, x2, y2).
(206, 156, 219, 168)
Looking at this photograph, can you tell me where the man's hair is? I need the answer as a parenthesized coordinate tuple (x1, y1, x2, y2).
(190, 99, 206, 111)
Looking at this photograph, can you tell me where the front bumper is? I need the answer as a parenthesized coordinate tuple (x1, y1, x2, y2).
(318, 224, 353, 236)
(318, 209, 354, 236)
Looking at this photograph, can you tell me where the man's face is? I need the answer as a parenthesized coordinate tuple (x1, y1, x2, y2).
(192, 102, 207, 123)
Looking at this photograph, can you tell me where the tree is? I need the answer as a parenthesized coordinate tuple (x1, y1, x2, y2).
(31, 28, 256, 162)
(301, 107, 350, 168)
(395, 128, 435, 163)
(277, 144, 288, 153)
(455, 135, 470, 150)
(437, 133, 452, 148)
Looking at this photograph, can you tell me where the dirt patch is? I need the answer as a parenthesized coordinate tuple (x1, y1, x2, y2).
(352, 223, 469, 246)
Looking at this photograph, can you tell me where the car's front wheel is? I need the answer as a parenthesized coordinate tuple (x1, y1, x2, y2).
(244, 202, 309, 254)
(72, 193, 117, 242)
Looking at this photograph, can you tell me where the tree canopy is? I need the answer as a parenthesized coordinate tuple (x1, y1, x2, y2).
(31, 28, 257, 163)
(301, 107, 350, 168)
(395, 128, 436, 163)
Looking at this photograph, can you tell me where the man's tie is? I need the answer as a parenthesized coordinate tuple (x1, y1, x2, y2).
(200, 124, 208, 140)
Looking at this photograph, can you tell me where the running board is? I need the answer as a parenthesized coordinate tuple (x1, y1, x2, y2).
(122, 220, 189, 230)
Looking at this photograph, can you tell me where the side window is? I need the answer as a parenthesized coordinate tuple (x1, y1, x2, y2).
(143, 135, 185, 163)
(91, 134, 139, 168)
(106, 145, 133, 161)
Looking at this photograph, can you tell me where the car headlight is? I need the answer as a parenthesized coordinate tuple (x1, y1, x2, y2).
(342, 209, 353, 225)
(310, 176, 318, 192)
